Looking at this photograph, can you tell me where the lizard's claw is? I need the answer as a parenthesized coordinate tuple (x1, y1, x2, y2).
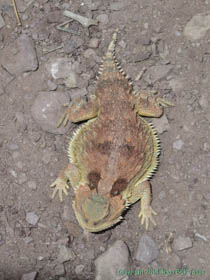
(138, 206, 157, 230)
(157, 98, 175, 107)
(56, 103, 70, 128)
(50, 178, 69, 201)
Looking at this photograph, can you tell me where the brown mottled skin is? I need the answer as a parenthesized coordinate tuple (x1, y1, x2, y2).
(50, 31, 173, 232)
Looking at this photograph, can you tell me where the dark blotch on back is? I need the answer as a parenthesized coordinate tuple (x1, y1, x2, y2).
(88, 171, 101, 190)
(97, 141, 112, 155)
(124, 144, 135, 155)
(110, 178, 127, 196)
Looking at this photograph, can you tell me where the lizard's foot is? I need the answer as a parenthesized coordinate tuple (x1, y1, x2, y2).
(50, 177, 69, 201)
(138, 206, 157, 230)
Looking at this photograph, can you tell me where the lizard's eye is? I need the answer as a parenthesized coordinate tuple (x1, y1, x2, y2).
(88, 171, 101, 190)
(110, 178, 127, 196)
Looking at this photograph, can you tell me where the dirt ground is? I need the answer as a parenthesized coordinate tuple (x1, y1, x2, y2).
(0, 0, 210, 279)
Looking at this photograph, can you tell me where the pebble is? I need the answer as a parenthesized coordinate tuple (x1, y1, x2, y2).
(167, 253, 182, 269)
(173, 139, 184, 150)
(83, 49, 97, 59)
(96, 14, 109, 25)
(55, 264, 65, 276)
(57, 245, 76, 263)
(47, 80, 57, 91)
(168, 78, 183, 91)
(15, 112, 27, 131)
(88, 38, 100, 49)
(0, 14, 5, 29)
(118, 40, 127, 49)
(26, 212, 40, 225)
(18, 172, 28, 184)
(46, 58, 73, 80)
(110, 2, 128, 10)
(199, 92, 209, 109)
(63, 37, 84, 55)
(173, 236, 193, 251)
(8, 143, 19, 151)
(64, 221, 82, 238)
(64, 71, 78, 88)
(0, 84, 4, 96)
(159, 190, 166, 200)
(21, 271, 37, 280)
(145, 65, 173, 84)
(31, 91, 71, 134)
(75, 264, 85, 275)
(24, 237, 34, 244)
(3, 35, 38, 74)
(152, 114, 170, 134)
(184, 13, 210, 40)
(95, 240, 130, 280)
(135, 234, 159, 264)
(69, 88, 87, 100)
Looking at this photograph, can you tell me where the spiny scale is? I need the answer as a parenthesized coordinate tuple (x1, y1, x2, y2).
(97, 29, 130, 80)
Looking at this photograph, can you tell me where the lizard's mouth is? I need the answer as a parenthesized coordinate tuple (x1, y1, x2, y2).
(72, 184, 125, 232)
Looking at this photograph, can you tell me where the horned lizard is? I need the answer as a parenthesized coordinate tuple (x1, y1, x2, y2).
(50, 30, 173, 232)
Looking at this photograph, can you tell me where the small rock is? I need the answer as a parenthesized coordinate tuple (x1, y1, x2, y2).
(57, 245, 76, 263)
(184, 13, 210, 40)
(83, 49, 97, 59)
(64, 221, 82, 238)
(15, 112, 27, 131)
(118, 40, 127, 49)
(18, 173, 28, 184)
(98, 231, 112, 243)
(199, 92, 209, 109)
(21, 271, 37, 280)
(8, 143, 19, 151)
(0, 14, 5, 29)
(69, 88, 87, 100)
(24, 237, 34, 244)
(95, 240, 130, 280)
(88, 38, 100, 49)
(132, 51, 152, 63)
(135, 234, 159, 264)
(75, 264, 85, 275)
(173, 139, 184, 150)
(63, 37, 84, 55)
(55, 264, 65, 276)
(110, 2, 128, 10)
(152, 114, 170, 134)
(31, 91, 71, 134)
(168, 78, 183, 91)
(173, 236, 193, 251)
(46, 58, 73, 80)
(42, 152, 52, 164)
(3, 35, 38, 74)
(96, 14, 109, 25)
(26, 212, 40, 225)
(167, 253, 182, 269)
(47, 80, 57, 91)
(64, 71, 78, 88)
(145, 65, 173, 84)
(0, 84, 4, 96)
(159, 190, 166, 200)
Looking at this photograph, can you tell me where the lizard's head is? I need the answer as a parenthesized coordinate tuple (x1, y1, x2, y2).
(72, 184, 125, 232)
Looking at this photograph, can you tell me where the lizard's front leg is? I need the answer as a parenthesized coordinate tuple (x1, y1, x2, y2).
(57, 94, 99, 127)
(50, 163, 80, 201)
(128, 180, 157, 230)
(134, 90, 174, 118)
